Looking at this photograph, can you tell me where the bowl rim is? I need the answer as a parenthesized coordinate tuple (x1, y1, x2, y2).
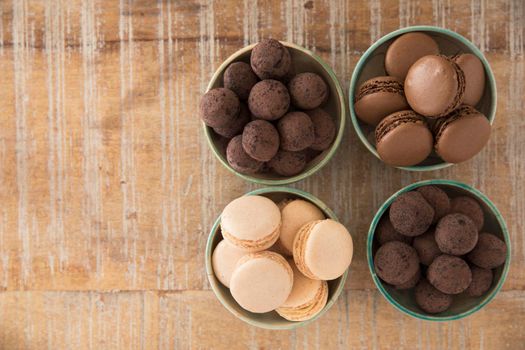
(348, 25, 498, 172)
(203, 41, 347, 185)
(366, 179, 511, 321)
(205, 186, 349, 330)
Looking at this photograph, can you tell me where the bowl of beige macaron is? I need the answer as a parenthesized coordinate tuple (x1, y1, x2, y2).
(205, 187, 354, 329)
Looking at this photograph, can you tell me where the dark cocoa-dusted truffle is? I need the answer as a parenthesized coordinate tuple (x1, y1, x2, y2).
(250, 39, 291, 80)
(435, 213, 478, 256)
(288, 72, 328, 110)
(223, 62, 258, 100)
(450, 196, 484, 231)
(417, 185, 450, 223)
(412, 228, 441, 266)
(305, 108, 336, 151)
(465, 266, 493, 297)
(389, 191, 434, 237)
(213, 103, 250, 138)
(248, 80, 290, 121)
(375, 215, 413, 245)
(277, 112, 315, 151)
(268, 150, 306, 176)
(226, 135, 263, 174)
(395, 266, 421, 290)
(200, 87, 240, 128)
(415, 279, 453, 314)
(427, 255, 472, 295)
(241, 120, 280, 162)
(374, 241, 420, 285)
(467, 232, 507, 269)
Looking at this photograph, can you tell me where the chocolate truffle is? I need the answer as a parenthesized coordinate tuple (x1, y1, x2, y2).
(200, 88, 240, 128)
(305, 108, 336, 151)
(415, 279, 453, 314)
(213, 103, 250, 138)
(223, 62, 258, 100)
(389, 191, 434, 237)
(395, 266, 421, 290)
(428, 255, 472, 295)
(242, 120, 280, 162)
(435, 213, 478, 256)
(417, 186, 450, 223)
(250, 39, 291, 80)
(465, 266, 493, 297)
(288, 72, 328, 110)
(226, 135, 263, 174)
(374, 241, 419, 285)
(376, 216, 413, 245)
(450, 196, 484, 231)
(277, 112, 315, 151)
(413, 229, 441, 266)
(268, 150, 306, 177)
(467, 233, 507, 269)
(248, 80, 290, 120)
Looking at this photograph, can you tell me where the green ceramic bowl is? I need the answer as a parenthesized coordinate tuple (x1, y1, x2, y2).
(205, 187, 349, 329)
(349, 26, 497, 171)
(204, 42, 346, 185)
(367, 179, 510, 321)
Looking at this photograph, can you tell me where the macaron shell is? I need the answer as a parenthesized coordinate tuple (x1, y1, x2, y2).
(280, 259, 324, 308)
(276, 280, 328, 321)
(354, 91, 409, 126)
(279, 200, 325, 255)
(230, 251, 293, 313)
(435, 112, 491, 163)
(211, 240, 248, 287)
(454, 53, 485, 106)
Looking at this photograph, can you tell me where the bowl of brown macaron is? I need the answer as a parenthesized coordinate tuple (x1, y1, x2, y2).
(349, 26, 496, 170)
(367, 179, 510, 321)
(201, 39, 345, 185)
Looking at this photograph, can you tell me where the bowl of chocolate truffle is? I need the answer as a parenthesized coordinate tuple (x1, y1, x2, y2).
(200, 39, 346, 185)
(367, 179, 510, 321)
(349, 26, 497, 170)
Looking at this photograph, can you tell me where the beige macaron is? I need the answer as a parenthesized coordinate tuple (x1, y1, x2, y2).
(293, 219, 353, 280)
(212, 240, 248, 288)
(278, 199, 325, 256)
(230, 251, 293, 313)
(221, 195, 281, 252)
(276, 259, 329, 321)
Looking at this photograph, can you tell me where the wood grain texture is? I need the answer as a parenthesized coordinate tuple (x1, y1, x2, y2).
(0, 0, 524, 348)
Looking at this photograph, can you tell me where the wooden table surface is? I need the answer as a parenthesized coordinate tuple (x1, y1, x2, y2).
(0, 0, 524, 349)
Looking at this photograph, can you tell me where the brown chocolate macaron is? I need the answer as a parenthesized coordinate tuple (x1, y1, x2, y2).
(250, 39, 291, 80)
(413, 228, 441, 266)
(375, 215, 413, 245)
(433, 105, 491, 164)
(200, 87, 240, 128)
(248, 79, 290, 121)
(375, 110, 433, 167)
(213, 103, 251, 139)
(268, 150, 307, 177)
(467, 233, 507, 269)
(435, 213, 478, 256)
(242, 120, 280, 162)
(374, 241, 420, 285)
(465, 266, 493, 297)
(223, 62, 259, 100)
(395, 266, 421, 290)
(305, 108, 336, 151)
(428, 254, 472, 295)
(288, 72, 328, 110)
(405, 55, 465, 118)
(277, 112, 315, 152)
(415, 278, 453, 314)
(416, 185, 451, 223)
(389, 191, 434, 237)
(354, 76, 409, 126)
(453, 53, 485, 106)
(226, 135, 263, 174)
(449, 195, 484, 231)
(385, 32, 440, 80)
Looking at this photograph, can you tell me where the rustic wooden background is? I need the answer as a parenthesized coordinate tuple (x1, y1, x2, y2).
(0, 0, 524, 349)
